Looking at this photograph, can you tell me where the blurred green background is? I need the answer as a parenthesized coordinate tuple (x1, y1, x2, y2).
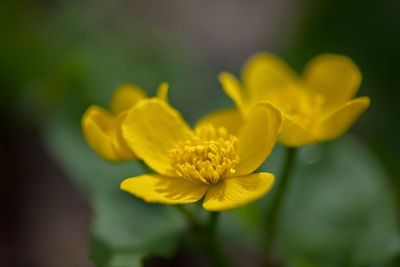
(1, 0, 399, 266)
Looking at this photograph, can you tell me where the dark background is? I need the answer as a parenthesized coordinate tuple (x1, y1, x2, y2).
(1, 0, 400, 266)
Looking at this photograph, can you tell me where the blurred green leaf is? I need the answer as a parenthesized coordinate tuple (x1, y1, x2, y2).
(34, 3, 206, 265)
(107, 252, 143, 267)
(218, 137, 399, 267)
(90, 235, 113, 266)
(43, 113, 185, 266)
(281, 136, 400, 266)
(89, 234, 144, 267)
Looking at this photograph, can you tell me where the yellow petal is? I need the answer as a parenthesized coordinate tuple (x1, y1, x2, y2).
(82, 106, 134, 161)
(113, 112, 137, 159)
(122, 99, 192, 176)
(235, 102, 283, 176)
(121, 174, 208, 205)
(195, 108, 244, 135)
(110, 84, 147, 114)
(241, 52, 298, 99)
(156, 82, 169, 102)
(278, 116, 317, 147)
(316, 97, 370, 141)
(202, 172, 275, 211)
(219, 72, 248, 114)
(304, 54, 362, 108)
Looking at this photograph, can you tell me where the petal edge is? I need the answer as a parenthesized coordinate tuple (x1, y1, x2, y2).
(242, 52, 298, 100)
(122, 99, 192, 175)
(316, 97, 370, 141)
(235, 102, 283, 176)
(111, 84, 147, 114)
(82, 105, 129, 161)
(121, 174, 208, 205)
(219, 72, 248, 115)
(195, 108, 244, 135)
(304, 54, 362, 108)
(203, 172, 275, 211)
(279, 116, 317, 147)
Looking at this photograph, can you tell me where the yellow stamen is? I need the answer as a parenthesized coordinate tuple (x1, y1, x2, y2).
(169, 125, 239, 184)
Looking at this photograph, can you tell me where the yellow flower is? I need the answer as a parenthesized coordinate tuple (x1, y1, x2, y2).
(213, 52, 370, 147)
(82, 83, 169, 161)
(120, 99, 282, 211)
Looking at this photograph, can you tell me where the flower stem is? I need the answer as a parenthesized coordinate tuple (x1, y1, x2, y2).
(174, 205, 202, 230)
(205, 212, 231, 267)
(137, 160, 229, 266)
(264, 147, 297, 256)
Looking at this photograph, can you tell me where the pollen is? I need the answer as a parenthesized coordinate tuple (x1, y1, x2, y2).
(169, 125, 240, 184)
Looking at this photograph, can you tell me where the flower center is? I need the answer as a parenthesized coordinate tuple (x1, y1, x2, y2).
(169, 125, 239, 184)
(262, 87, 326, 128)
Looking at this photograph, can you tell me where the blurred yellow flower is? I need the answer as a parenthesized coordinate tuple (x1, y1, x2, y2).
(120, 99, 282, 211)
(82, 83, 169, 161)
(213, 53, 370, 147)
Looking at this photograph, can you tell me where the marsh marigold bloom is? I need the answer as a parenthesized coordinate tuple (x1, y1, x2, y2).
(212, 53, 370, 147)
(120, 99, 282, 211)
(82, 83, 169, 161)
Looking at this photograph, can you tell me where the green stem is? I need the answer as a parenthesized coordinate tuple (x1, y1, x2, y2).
(205, 212, 230, 267)
(137, 160, 229, 266)
(208, 212, 219, 234)
(265, 147, 297, 252)
(174, 205, 202, 230)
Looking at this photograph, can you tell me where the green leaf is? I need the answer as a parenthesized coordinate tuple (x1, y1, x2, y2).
(89, 235, 113, 266)
(107, 252, 144, 267)
(280, 136, 400, 266)
(43, 114, 184, 266)
(221, 136, 399, 266)
(91, 186, 183, 252)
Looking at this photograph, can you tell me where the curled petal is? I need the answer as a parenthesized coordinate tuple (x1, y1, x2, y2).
(235, 102, 283, 176)
(82, 106, 134, 161)
(113, 112, 137, 159)
(317, 97, 370, 141)
(279, 116, 317, 147)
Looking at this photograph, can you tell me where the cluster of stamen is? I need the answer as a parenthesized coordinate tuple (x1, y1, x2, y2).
(169, 125, 239, 184)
